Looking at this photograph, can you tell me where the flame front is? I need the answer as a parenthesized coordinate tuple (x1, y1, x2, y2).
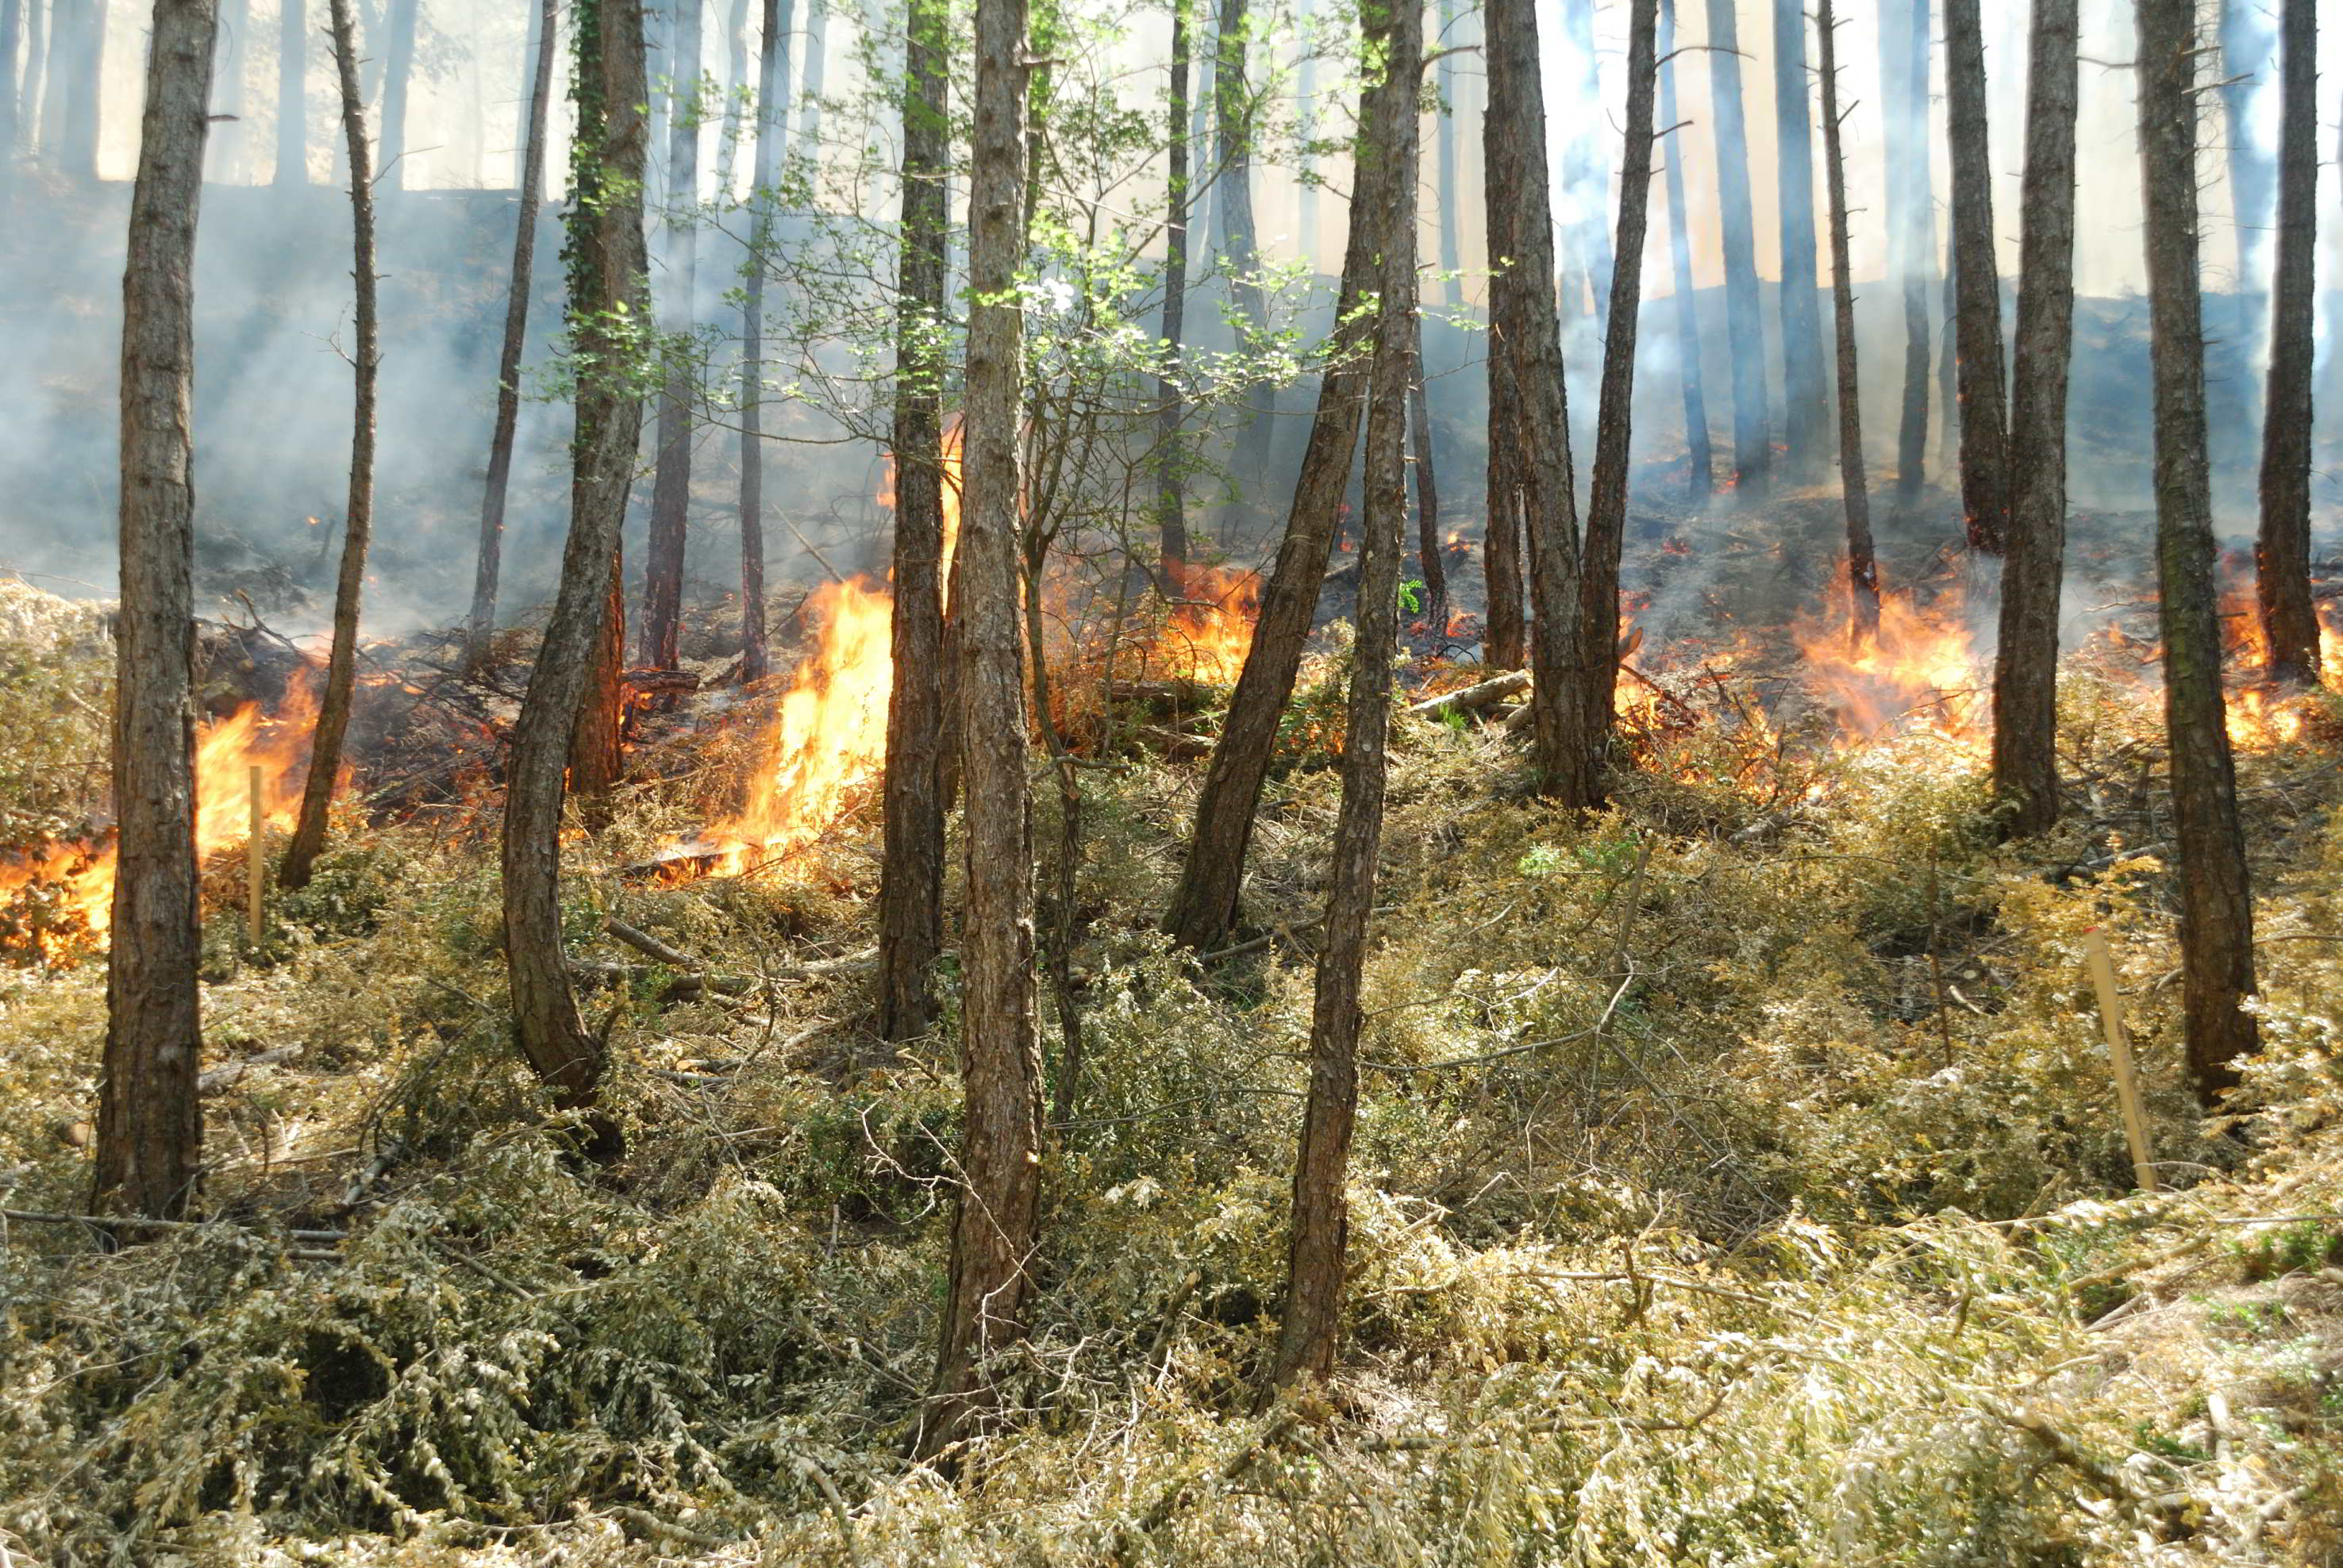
(1157, 563, 1260, 685)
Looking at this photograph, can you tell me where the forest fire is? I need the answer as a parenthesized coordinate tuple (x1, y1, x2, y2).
(1156, 563, 1260, 684)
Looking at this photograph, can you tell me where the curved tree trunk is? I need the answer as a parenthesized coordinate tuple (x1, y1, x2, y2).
(1944, 0, 2009, 552)
(2254, 0, 2318, 686)
(1816, 0, 1877, 645)
(2134, 0, 2259, 1102)
(642, 0, 705, 675)
(1988, 0, 2078, 836)
(95, 0, 217, 1223)
(738, 0, 794, 685)
(281, 0, 379, 892)
(1658, 0, 1711, 502)
(1772, 0, 1826, 484)
(1702, 0, 1769, 501)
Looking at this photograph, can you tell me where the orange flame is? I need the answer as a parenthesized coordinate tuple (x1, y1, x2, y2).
(1156, 562, 1260, 685)
(1790, 578, 1987, 749)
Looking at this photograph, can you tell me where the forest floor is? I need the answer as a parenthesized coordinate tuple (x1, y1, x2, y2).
(3, 488, 2343, 1564)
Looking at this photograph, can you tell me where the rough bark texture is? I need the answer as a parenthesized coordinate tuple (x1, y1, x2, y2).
(499, 0, 648, 1151)
(2254, 0, 2317, 686)
(1483, 395, 1526, 667)
(1988, 0, 2077, 836)
(1702, 0, 1769, 500)
(1156, 0, 1191, 583)
(274, 0, 304, 183)
(1944, 0, 2009, 553)
(1771, 0, 1826, 484)
(1886, 0, 1933, 499)
(1159, 22, 1390, 952)
(567, 552, 627, 815)
(1569, 0, 1658, 802)
(1409, 352, 1445, 637)
(2134, 0, 2259, 1101)
(1657, 0, 1710, 502)
(641, 0, 706, 675)
(913, 0, 1042, 1462)
(464, 0, 558, 674)
(1488, 0, 1587, 804)
(1270, 0, 1418, 1392)
(95, 0, 217, 1222)
(281, 0, 379, 892)
(1815, 0, 1876, 644)
(739, 0, 795, 686)
(875, 0, 949, 1043)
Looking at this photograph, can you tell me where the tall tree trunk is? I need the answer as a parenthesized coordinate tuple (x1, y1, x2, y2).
(1156, 0, 1191, 583)
(1658, 0, 1710, 501)
(1560, 0, 1612, 331)
(280, 0, 379, 892)
(1270, 0, 1417, 1392)
(1772, 0, 1825, 485)
(1489, 0, 1587, 804)
(875, 0, 948, 1043)
(1988, 0, 2078, 836)
(2254, 0, 2317, 686)
(1483, 397, 1525, 666)
(567, 555, 626, 815)
(717, 0, 748, 193)
(1409, 351, 1445, 639)
(463, 0, 557, 675)
(96, 0, 216, 1223)
(1433, 0, 1459, 309)
(274, 0, 305, 183)
(642, 0, 705, 674)
(1160, 10, 1395, 953)
(1214, 0, 1273, 528)
(1885, 0, 1933, 500)
(1702, 0, 1769, 500)
(2134, 0, 2259, 1102)
(378, 0, 417, 188)
(499, 0, 648, 1154)
(1568, 0, 1657, 803)
(738, 0, 794, 684)
(913, 0, 1041, 1462)
(1944, 0, 2009, 552)
(2218, 0, 2277, 370)
(1815, 0, 1876, 644)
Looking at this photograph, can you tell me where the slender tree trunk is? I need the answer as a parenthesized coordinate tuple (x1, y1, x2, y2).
(1988, 0, 2077, 836)
(1937, 245, 1959, 459)
(738, 0, 794, 684)
(1270, 0, 1417, 1392)
(1658, 0, 1710, 502)
(1568, 0, 1657, 802)
(875, 0, 948, 1043)
(1483, 395, 1525, 666)
(96, 0, 216, 1223)
(499, 0, 648, 1154)
(1772, 0, 1825, 484)
(1886, 0, 1933, 499)
(463, 0, 557, 675)
(642, 0, 705, 674)
(1409, 352, 1445, 638)
(2254, 0, 2317, 686)
(567, 555, 627, 814)
(2135, 0, 2259, 1102)
(1214, 0, 1273, 526)
(1433, 0, 1459, 309)
(1815, 0, 1876, 645)
(913, 0, 1041, 1462)
(1702, 0, 1769, 500)
(718, 0, 748, 193)
(378, 0, 417, 188)
(1561, 0, 1612, 332)
(274, 0, 305, 183)
(2219, 0, 2277, 371)
(1944, 0, 2009, 552)
(1187, 4, 1214, 271)
(1156, 0, 1191, 583)
(1160, 11, 1395, 953)
(280, 0, 379, 892)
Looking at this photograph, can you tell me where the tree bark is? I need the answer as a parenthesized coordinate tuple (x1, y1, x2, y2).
(2134, 0, 2259, 1102)
(1658, 0, 1710, 502)
(1816, 0, 1876, 646)
(1568, 0, 1657, 803)
(1214, 0, 1274, 527)
(1772, 0, 1825, 484)
(912, 0, 1042, 1463)
(378, 0, 418, 189)
(280, 0, 379, 893)
(1944, 0, 2009, 552)
(96, 0, 216, 1223)
(273, 0, 304, 184)
(1409, 343, 1445, 639)
(463, 0, 558, 675)
(1884, 0, 1933, 501)
(875, 0, 948, 1043)
(641, 0, 705, 676)
(1482, 397, 1526, 668)
(739, 0, 794, 685)
(1156, 0, 1191, 583)
(499, 0, 648, 1154)
(1270, 0, 1417, 1393)
(2254, 0, 2317, 686)
(1988, 0, 2077, 836)
(1160, 14, 1393, 952)
(1702, 0, 1768, 500)
(567, 551, 627, 817)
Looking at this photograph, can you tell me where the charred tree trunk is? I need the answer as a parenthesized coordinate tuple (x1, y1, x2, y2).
(1772, 0, 1825, 484)
(875, 0, 948, 1044)
(1156, 0, 1191, 583)
(280, 0, 379, 892)
(912, 0, 1041, 1463)
(378, 0, 418, 189)
(1270, 0, 1417, 1392)
(738, 0, 794, 685)
(1214, 0, 1273, 530)
(499, 0, 648, 1154)
(1988, 0, 2077, 836)
(1483, 397, 1526, 667)
(1160, 17, 1394, 952)
(273, 0, 304, 184)
(463, 0, 558, 675)
(1409, 341, 1444, 639)
(2134, 0, 2259, 1101)
(1702, 0, 1770, 500)
(1885, 0, 1933, 500)
(1569, 0, 1657, 800)
(1816, 0, 1877, 644)
(1944, 0, 2009, 552)
(2254, 0, 2317, 686)
(1658, 0, 1711, 502)
(642, 0, 704, 676)
(95, 0, 217, 1223)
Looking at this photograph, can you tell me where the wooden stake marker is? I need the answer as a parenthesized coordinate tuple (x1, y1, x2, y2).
(2083, 928, 2158, 1192)
(248, 763, 265, 947)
